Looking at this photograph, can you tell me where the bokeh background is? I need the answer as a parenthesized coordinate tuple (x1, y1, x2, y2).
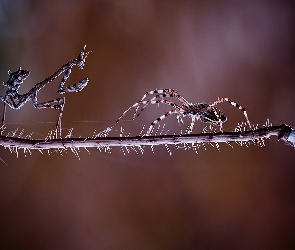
(0, 0, 295, 249)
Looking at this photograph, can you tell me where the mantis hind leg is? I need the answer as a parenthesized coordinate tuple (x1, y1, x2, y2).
(33, 96, 65, 138)
(0, 102, 6, 135)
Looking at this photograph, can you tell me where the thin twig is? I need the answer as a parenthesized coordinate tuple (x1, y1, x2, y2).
(0, 124, 294, 150)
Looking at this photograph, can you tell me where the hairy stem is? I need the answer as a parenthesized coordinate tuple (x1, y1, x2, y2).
(0, 124, 294, 150)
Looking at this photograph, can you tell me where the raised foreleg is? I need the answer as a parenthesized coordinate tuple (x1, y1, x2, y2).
(26, 45, 90, 98)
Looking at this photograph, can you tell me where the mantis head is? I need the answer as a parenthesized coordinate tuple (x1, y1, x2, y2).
(3, 67, 30, 90)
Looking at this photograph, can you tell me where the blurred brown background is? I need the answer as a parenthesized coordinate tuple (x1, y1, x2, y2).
(0, 0, 295, 249)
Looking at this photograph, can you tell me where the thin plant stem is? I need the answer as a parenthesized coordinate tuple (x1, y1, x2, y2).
(0, 124, 294, 150)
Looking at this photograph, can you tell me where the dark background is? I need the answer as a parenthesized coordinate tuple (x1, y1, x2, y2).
(0, 0, 295, 249)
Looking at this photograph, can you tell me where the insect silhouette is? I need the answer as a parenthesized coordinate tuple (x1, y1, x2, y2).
(116, 88, 252, 135)
(0, 45, 90, 138)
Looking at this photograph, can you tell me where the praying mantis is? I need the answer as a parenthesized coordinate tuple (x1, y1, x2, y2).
(0, 46, 90, 138)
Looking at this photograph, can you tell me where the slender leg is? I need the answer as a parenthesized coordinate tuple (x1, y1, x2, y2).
(135, 89, 190, 115)
(33, 94, 65, 138)
(0, 102, 6, 135)
(116, 102, 142, 123)
(135, 99, 182, 119)
(116, 99, 182, 123)
(147, 109, 180, 135)
(139, 89, 178, 102)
